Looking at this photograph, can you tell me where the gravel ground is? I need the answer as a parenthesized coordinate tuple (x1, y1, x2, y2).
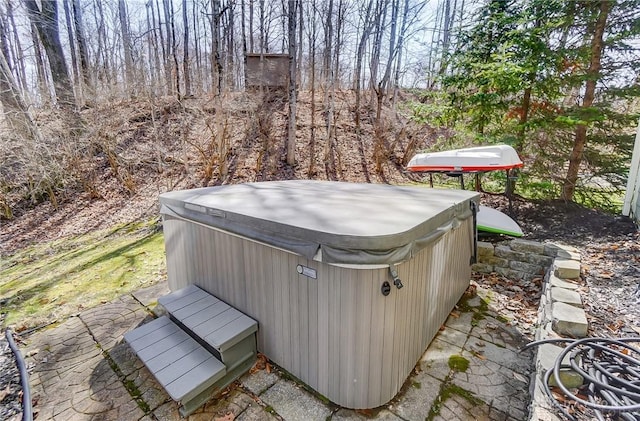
(0, 321, 23, 421)
(505, 196, 640, 338)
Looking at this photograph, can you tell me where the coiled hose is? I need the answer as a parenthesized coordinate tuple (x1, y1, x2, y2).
(4, 328, 33, 421)
(522, 337, 640, 421)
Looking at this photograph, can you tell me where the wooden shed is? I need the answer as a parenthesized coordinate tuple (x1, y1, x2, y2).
(245, 53, 289, 89)
(159, 180, 479, 409)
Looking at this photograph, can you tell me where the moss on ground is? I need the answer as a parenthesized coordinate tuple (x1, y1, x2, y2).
(426, 381, 484, 421)
(448, 355, 470, 372)
(0, 218, 166, 329)
(456, 290, 490, 328)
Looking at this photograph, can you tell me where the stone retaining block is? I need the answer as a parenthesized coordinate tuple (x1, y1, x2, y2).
(551, 302, 588, 338)
(550, 287, 582, 307)
(477, 241, 495, 257)
(524, 243, 589, 421)
(554, 259, 581, 279)
(549, 274, 580, 290)
(475, 240, 577, 281)
(510, 239, 547, 255)
(495, 245, 527, 261)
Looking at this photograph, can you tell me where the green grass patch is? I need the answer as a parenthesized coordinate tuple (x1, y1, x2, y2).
(0, 219, 166, 330)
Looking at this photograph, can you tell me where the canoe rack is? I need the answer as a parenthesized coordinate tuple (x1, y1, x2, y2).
(124, 285, 258, 416)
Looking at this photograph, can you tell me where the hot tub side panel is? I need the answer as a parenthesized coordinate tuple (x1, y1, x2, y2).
(162, 216, 473, 409)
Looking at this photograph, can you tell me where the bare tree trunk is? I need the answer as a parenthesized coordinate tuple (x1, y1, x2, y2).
(376, 0, 398, 121)
(0, 18, 40, 141)
(118, 0, 134, 93)
(72, 0, 91, 94)
(280, 0, 286, 52)
(62, 0, 78, 93)
(168, 0, 180, 97)
(392, 0, 411, 110)
(333, 0, 345, 88)
(226, 1, 235, 90)
(308, 1, 317, 176)
(369, 0, 388, 109)
(0, 57, 40, 142)
(286, 0, 297, 165)
(6, 0, 27, 93)
(427, 0, 443, 88)
(249, 0, 254, 53)
(25, 0, 76, 110)
(296, 0, 303, 86)
(182, 0, 191, 96)
(323, 0, 334, 136)
(159, 0, 173, 95)
(145, 2, 157, 92)
(562, 0, 610, 201)
(211, 0, 222, 94)
(354, 0, 374, 180)
(94, 0, 110, 87)
(193, 0, 202, 92)
(0, 12, 14, 72)
(259, 0, 264, 52)
(241, 0, 248, 87)
(29, 22, 49, 104)
(437, 0, 453, 76)
(354, 0, 374, 130)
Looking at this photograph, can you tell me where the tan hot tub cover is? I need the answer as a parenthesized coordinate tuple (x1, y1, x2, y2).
(159, 180, 479, 265)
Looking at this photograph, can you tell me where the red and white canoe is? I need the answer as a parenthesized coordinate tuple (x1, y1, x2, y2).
(407, 144, 523, 173)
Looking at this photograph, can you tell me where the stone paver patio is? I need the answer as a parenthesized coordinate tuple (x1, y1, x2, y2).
(21, 281, 536, 421)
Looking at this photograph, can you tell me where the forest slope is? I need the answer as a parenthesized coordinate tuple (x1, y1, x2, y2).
(1, 91, 431, 254)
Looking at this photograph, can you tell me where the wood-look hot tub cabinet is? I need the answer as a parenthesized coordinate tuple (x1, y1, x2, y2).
(159, 180, 479, 409)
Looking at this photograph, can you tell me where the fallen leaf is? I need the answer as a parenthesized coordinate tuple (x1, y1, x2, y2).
(214, 412, 235, 421)
(356, 408, 374, 416)
(0, 385, 11, 401)
(551, 390, 568, 403)
(513, 372, 528, 383)
(473, 351, 486, 360)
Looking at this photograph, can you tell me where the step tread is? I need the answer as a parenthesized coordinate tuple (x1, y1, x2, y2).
(124, 316, 226, 401)
(159, 285, 258, 352)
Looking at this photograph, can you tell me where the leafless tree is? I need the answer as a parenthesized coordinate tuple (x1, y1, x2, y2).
(72, 0, 91, 97)
(0, 18, 40, 141)
(286, 0, 298, 166)
(118, 0, 135, 93)
(182, 0, 191, 96)
(25, 0, 76, 109)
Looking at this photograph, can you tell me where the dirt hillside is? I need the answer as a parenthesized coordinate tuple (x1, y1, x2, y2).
(1, 91, 434, 254)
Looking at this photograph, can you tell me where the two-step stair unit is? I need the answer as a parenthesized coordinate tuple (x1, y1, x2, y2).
(124, 285, 258, 416)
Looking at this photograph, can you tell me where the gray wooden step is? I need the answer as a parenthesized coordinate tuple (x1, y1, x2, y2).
(125, 285, 258, 416)
(123, 316, 226, 403)
(158, 285, 258, 354)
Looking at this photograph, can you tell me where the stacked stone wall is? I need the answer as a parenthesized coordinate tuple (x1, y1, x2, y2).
(473, 239, 561, 281)
(477, 238, 590, 420)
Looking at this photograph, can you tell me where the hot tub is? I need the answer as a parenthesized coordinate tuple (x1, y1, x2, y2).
(159, 180, 479, 409)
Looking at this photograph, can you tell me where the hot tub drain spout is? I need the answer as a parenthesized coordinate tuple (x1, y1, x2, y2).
(389, 267, 403, 289)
